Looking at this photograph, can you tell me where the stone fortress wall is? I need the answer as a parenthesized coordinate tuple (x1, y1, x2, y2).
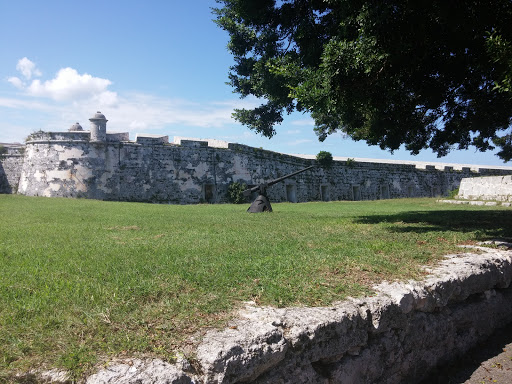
(0, 143, 24, 194)
(1, 111, 512, 202)
(458, 175, 512, 202)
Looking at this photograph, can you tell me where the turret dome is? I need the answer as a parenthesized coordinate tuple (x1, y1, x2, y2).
(90, 111, 107, 121)
(68, 122, 83, 131)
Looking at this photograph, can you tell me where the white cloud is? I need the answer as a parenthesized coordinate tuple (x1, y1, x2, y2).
(7, 77, 24, 89)
(7, 58, 117, 104)
(129, 120, 148, 130)
(0, 97, 57, 110)
(16, 57, 41, 80)
(1, 58, 265, 142)
(291, 118, 315, 126)
(1, 90, 260, 136)
(109, 95, 239, 130)
(289, 139, 313, 145)
(90, 90, 118, 107)
(26, 67, 115, 102)
(97, 93, 261, 132)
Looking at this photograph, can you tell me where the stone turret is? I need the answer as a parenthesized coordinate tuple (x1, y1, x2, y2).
(89, 111, 108, 142)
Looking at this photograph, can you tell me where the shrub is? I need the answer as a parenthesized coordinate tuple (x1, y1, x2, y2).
(448, 188, 460, 199)
(227, 181, 248, 204)
(316, 151, 333, 167)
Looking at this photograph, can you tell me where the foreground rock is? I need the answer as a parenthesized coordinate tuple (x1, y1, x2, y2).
(86, 359, 192, 384)
(83, 246, 512, 383)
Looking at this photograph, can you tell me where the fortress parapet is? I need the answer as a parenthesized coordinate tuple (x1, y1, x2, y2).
(179, 140, 208, 148)
(173, 137, 229, 148)
(27, 131, 90, 142)
(135, 134, 169, 145)
(107, 132, 130, 142)
(2, 111, 512, 203)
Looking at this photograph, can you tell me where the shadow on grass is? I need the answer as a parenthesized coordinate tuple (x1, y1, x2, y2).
(355, 210, 512, 240)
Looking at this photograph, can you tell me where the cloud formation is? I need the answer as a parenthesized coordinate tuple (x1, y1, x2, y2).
(27, 67, 116, 102)
(63, 93, 258, 133)
(8, 58, 117, 105)
(16, 57, 42, 79)
(2, 58, 261, 143)
(291, 118, 316, 126)
(7, 76, 24, 89)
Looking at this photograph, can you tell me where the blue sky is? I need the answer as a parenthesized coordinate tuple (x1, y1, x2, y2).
(0, 0, 509, 166)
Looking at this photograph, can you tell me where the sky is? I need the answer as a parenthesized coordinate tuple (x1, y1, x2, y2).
(0, 0, 510, 167)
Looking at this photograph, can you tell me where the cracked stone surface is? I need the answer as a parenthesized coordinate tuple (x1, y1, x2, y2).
(86, 359, 193, 384)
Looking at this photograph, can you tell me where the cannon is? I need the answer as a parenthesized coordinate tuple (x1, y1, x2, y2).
(243, 165, 315, 212)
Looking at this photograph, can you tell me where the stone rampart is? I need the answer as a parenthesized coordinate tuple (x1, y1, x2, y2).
(2, 128, 512, 203)
(85, 246, 512, 384)
(458, 175, 512, 202)
(0, 154, 24, 193)
(0, 144, 25, 193)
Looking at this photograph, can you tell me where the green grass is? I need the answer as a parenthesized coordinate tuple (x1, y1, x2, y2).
(1, 195, 511, 380)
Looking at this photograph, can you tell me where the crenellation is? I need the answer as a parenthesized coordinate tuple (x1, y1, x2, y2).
(107, 132, 130, 142)
(134, 134, 168, 145)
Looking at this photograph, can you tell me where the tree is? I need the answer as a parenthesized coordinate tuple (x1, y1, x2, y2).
(214, 0, 512, 161)
(316, 150, 333, 167)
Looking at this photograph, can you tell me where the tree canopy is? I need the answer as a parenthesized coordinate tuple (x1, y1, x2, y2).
(214, 0, 512, 161)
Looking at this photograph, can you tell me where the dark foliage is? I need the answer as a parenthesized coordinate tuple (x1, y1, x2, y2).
(214, 0, 512, 161)
(316, 150, 333, 167)
(227, 181, 248, 203)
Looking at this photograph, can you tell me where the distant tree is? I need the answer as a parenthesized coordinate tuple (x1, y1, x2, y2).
(0, 145, 7, 156)
(316, 151, 333, 167)
(214, 0, 512, 161)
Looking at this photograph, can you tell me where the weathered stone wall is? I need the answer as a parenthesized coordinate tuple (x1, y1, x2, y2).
(85, 246, 512, 384)
(3, 131, 512, 203)
(0, 154, 24, 193)
(458, 175, 512, 202)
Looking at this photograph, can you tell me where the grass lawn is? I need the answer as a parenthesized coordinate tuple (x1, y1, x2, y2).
(1, 195, 511, 379)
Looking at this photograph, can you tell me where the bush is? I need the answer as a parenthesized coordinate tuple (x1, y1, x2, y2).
(448, 188, 459, 199)
(0, 145, 7, 155)
(316, 151, 333, 167)
(227, 182, 248, 204)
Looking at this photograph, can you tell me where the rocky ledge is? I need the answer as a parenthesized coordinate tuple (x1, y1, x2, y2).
(36, 245, 512, 383)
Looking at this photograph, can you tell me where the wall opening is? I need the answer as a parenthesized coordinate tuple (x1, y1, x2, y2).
(320, 185, 330, 201)
(380, 184, 390, 199)
(204, 183, 215, 203)
(431, 186, 441, 197)
(286, 184, 297, 203)
(352, 185, 361, 201)
(407, 185, 415, 197)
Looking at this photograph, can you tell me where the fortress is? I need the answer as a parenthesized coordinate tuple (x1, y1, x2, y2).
(1, 111, 512, 204)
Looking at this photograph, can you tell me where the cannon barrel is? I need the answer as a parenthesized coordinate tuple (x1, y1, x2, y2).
(267, 165, 315, 187)
(243, 165, 315, 196)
